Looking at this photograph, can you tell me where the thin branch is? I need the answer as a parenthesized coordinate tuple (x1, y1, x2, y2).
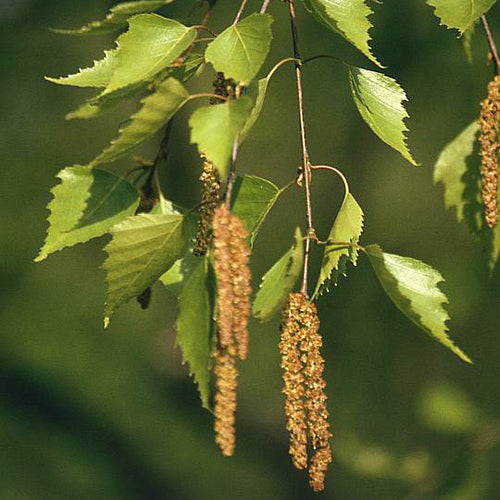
(260, 0, 272, 14)
(224, 140, 239, 208)
(287, 0, 314, 297)
(234, 0, 250, 25)
(302, 54, 343, 65)
(480, 14, 500, 75)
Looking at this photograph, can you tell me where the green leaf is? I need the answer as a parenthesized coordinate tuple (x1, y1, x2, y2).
(433, 121, 480, 222)
(103, 213, 188, 325)
(46, 49, 119, 88)
(462, 25, 475, 64)
(303, 0, 381, 67)
(159, 259, 183, 289)
(231, 175, 281, 245)
(313, 192, 364, 298)
(349, 66, 417, 165)
(52, 1, 175, 35)
(35, 166, 139, 262)
(189, 97, 253, 177)
(91, 78, 189, 166)
(426, 0, 496, 33)
(365, 245, 472, 363)
(105, 14, 197, 93)
(253, 228, 304, 321)
(239, 77, 269, 142)
(205, 13, 273, 83)
(176, 257, 212, 408)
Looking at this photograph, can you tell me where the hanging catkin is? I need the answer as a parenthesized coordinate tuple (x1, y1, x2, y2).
(193, 156, 220, 256)
(211, 205, 252, 456)
(479, 75, 500, 229)
(280, 292, 332, 492)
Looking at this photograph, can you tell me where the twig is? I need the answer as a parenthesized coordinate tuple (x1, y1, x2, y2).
(302, 54, 342, 65)
(234, 0, 250, 25)
(480, 14, 500, 75)
(287, 0, 314, 297)
(260, 0, 272, 14)
(224, 141, 239, 208)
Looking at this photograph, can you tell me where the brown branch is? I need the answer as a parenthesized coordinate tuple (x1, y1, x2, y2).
(260, 0, 272, 13)
(287, 0, 314, 297)
(224, 141, 239, 209)
(481, 14, 500, 75)
(234, 0, 250, 24)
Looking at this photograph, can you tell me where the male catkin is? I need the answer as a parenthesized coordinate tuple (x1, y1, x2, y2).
(479, 75, 500, 228)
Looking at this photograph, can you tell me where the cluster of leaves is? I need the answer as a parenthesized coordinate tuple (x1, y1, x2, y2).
(38, 0, 481, 413)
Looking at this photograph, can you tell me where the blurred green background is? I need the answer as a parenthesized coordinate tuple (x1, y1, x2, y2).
(1, 0, 499, 498)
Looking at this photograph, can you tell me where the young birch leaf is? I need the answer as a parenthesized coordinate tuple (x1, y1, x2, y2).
(189, 97, 253, 178)
(433, 121, 480, 222)
(205, 13, 273, 83)
(35, 166, 139, 262)
(91, 78, 189, 166)
(103, 213, 188, 326)
(303, 0, 381, 67)
(239, 78, 269, 142)
(365, 245, 472, 364)
(253, 228, 304, 321)
(313, 192, 364, 299)
(231, 175, 281, 245)
(105, 14, 197, 93)
(349, 66, 417, 165)
(46, 49, 119, 88)
(176, 257, 211, 408)
(53, 1, 176, 35)
(426, 0, 496, 33)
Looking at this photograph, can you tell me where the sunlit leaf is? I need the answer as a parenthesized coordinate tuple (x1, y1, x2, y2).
(176, 257, 211, 409)
(105, 14, 196, 93)
(91, 78, 189, 165)
(52, 1, 175, 35)
(35, 166, 139, 262)
(231, 175, 281, 245)
(303, 0, 381, 66)
(426, 0, 496, 33)
(239, 78, 269, 142)
(189, 97, 253, 177)
(313, 192, 364, 298)
(205, 13, 273, 83)
(46, 49, 119, 88)
(253, 228, 304, 321)
(103, 213, 188, 325)
(365, 245, 472, 363)
(349, 66, 417, 165)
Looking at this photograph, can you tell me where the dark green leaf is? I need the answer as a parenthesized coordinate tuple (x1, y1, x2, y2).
(35, 166, 139, 262)
(176, 257, 212, 408)
(313, 192, 364, 298)
(189, 97, 253, 177)
(253, 228, 304, 321)
(349, 66, 417, 165)
(205, 13, 273, 83)
(365, 245, 471, 363)
(52, 1, 175, 35)
(91, 78, 189, 166)
(231, 175, 281, 245)
(303, 0, 381, 66)
(103, 213, 188, 325)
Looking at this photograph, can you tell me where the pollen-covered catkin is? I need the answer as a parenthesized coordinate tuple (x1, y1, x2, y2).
(193, 156, 220, 256)
(212, 205, 251, 360)
(479, 75, 500, 228)
(280, 293, 332, 492)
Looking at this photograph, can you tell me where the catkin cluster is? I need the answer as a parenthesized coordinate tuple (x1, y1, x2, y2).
(193, 156, 220, 256)
(479, 75, 500, 228)
(280, 292, 332, 492)
(210, 72, 237, 104)
(211, 204, 252, 456)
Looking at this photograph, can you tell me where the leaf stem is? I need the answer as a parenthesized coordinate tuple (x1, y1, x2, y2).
(310, 164, 350, 199)
(260, 0, 272, 14)
(234, 0, 250, 25)
(266, 57, 301, 82)
(286, 0, 314, 297)
(480, 15, 500, 75)
(302, 54, 343, 66)
(188, 93, 229, 102)
(192, 24, 218, 37)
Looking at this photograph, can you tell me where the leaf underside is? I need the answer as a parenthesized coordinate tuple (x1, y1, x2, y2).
(253, 228, 304, 321)
(313, 192, 364, 298)
(205, 13, 274, 83)
(36, 166, 139, 262)
(365, 245, 472, 363)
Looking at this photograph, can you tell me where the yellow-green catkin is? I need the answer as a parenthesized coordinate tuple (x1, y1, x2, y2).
(479, 75, 500, 229)
(280, 293, 333, 492)
(193, 156, 220, 256)
(211, 205, 252, 456)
